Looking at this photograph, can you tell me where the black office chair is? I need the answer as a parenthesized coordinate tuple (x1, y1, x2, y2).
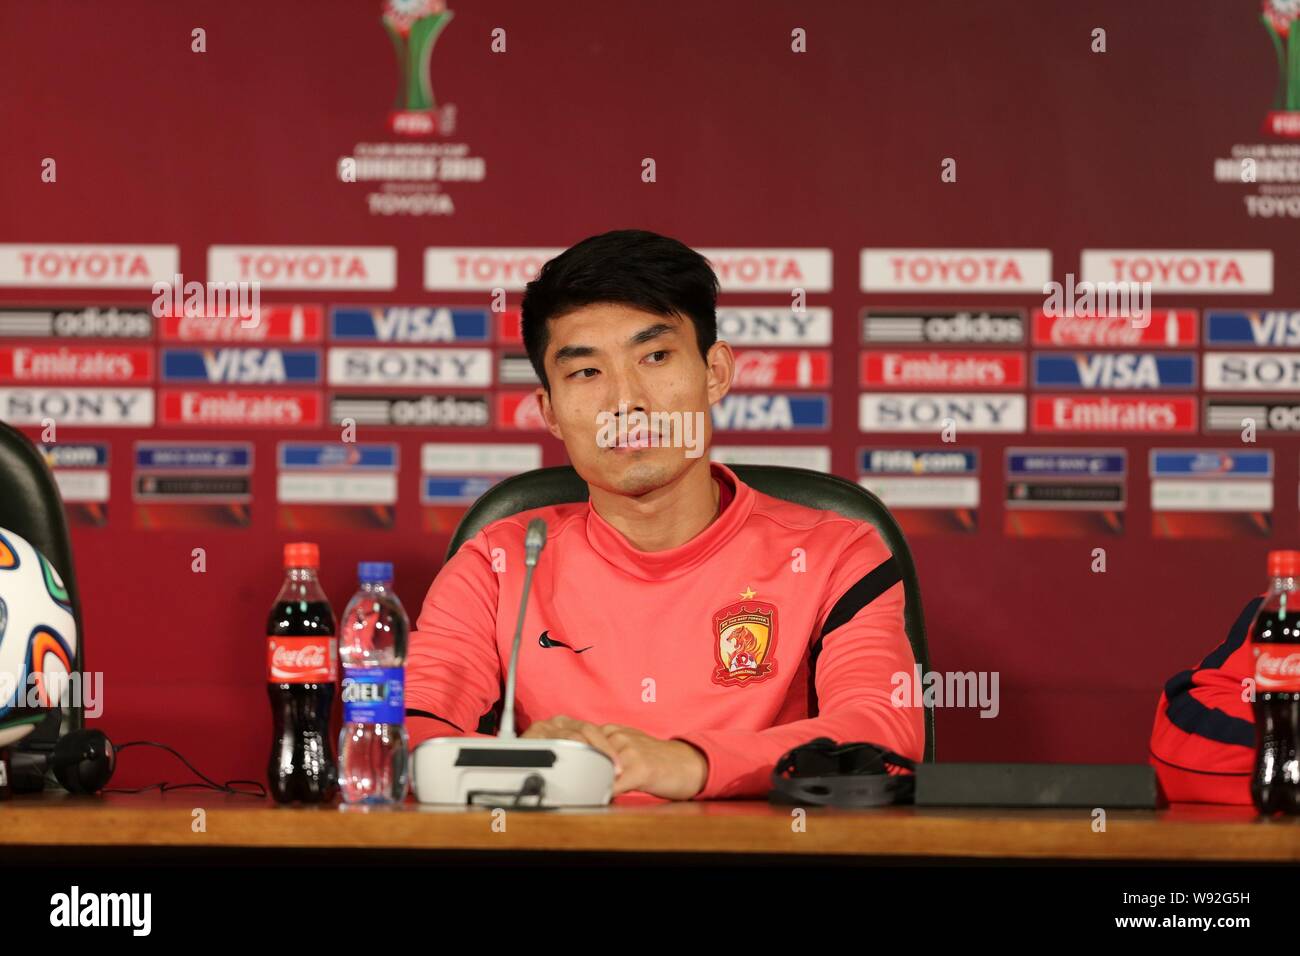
(445, 463, 935, 761)
(0, 422, 86, 753)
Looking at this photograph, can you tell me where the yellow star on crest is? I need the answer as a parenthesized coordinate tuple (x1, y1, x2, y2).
(739, 585, 756, 600)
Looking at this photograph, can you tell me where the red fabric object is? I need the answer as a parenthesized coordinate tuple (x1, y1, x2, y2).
(1149, 597, 1262, 805)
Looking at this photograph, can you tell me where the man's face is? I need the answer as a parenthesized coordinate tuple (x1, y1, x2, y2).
(537, 303, 733, 497)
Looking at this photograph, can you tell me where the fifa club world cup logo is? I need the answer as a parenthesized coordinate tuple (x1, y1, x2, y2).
(383, 0, 454, 135)
(1262, 0, 1300, 136)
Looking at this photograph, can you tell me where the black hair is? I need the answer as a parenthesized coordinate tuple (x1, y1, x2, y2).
(520, 229, 719, 391)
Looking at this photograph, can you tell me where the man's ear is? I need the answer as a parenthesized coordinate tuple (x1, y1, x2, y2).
(536, 385, 564, 441)
(705, 340, 734, 405)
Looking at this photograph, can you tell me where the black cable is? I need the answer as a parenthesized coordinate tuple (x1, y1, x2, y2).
(514, 772, 545, 807)
(100, 740, 267, 798)
(465, 772, 549, 810)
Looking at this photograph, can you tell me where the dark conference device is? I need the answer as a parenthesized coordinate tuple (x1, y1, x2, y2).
(914, 763, 1161, 809)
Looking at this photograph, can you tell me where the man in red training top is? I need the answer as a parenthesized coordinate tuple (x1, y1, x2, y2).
(1149, 597, 1260, 804)
(405, 229, 924, 800)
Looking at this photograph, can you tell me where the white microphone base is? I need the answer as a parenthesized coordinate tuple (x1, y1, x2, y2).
(412, 736, 615, 808)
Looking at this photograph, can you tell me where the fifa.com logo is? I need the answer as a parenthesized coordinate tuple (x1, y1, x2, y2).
(595, 402, 707, 458)
(0, 669, 103, 718)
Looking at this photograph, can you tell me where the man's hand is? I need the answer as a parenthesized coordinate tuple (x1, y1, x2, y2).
(520, 715, 708, 800)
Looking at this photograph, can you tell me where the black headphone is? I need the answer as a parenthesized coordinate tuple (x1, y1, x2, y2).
(768, 737, 916, 808)
(8, 728, 116, 794)
(6, 729, 266, 797)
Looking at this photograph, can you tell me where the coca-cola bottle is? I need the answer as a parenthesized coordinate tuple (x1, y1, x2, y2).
(266, 542, 338, 804)
(1250, 549, 1300, 815)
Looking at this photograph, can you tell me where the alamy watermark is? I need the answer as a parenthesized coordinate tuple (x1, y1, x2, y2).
(49, 886, 151, 936)
(1, 669, 103, 718)
(1042, 273, 1152, 328)
(595, 401, 706, 458)
(891, 665, 1000, 718)
(151, 273, 260, 328)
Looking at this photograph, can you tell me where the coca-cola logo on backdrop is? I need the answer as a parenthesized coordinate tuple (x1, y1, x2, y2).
(1032, 309, 1198, 347)
(730, 349, 829, 388)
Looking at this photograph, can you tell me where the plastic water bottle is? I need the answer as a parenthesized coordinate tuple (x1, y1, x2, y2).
(338, 562, 410, 804)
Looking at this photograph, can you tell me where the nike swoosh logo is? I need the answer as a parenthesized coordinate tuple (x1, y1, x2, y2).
(538, 630, 593, 654)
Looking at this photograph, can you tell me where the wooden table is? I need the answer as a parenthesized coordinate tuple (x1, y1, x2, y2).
(2, 792, 1297, 862)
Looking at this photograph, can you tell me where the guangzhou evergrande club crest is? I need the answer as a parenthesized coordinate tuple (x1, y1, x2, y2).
(1263, 0, 1300, 137)
(383, 0, 454, 135)
(712, 590, 778, 687)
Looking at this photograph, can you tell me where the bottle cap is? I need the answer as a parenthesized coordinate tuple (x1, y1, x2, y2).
(358, 561, 393, 583)
(284, 542, 320, 569)
(1267, 550, 1300, 578)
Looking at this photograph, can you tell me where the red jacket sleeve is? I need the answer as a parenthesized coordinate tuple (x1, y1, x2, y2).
(673, 522, 925, 799)
(405, 530, 501, 750)
(1148, 596, 1261, 805)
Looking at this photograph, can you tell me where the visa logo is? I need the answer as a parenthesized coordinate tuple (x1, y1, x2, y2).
(1205, 310, 1300, 347)
(161, 348, 320, 384)
(1032, 353, 1194, 389)
(329, 307, 490, 342)
(711, 394, 829, 430)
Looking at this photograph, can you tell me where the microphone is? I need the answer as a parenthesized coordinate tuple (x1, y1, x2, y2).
(409, 516, 615, 807)
(498, 519, 547, 739)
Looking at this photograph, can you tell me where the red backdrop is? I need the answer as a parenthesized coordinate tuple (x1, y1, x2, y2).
(2, 0, 1295, 787)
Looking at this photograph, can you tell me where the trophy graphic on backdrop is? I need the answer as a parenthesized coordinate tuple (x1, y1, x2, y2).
(383, 0, 455, 135)
(1262, 0, 1300, 136)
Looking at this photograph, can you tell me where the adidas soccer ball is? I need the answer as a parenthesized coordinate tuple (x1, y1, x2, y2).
(0, 527, 77, 749)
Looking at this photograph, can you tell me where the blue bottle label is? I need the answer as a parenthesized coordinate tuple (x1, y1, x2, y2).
(341, 667, 405, 724)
